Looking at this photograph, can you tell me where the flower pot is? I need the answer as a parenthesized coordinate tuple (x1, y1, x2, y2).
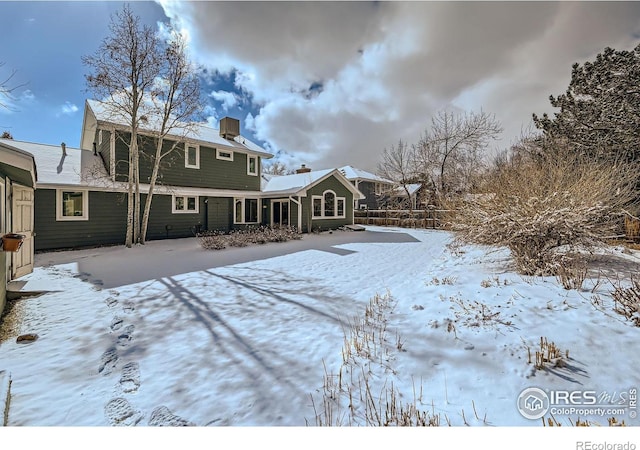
(1, 233, 25, 252)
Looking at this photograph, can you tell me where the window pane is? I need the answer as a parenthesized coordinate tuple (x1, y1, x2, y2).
(249, 157, 256, 174)
(63, 192, 83, 216)
(313, 198, 322, 217)
(187, 146, 197, 166)
(245, 199, 258, 222)
(175, 196, 185, 210)
(337, 199, 345, 217)
(187, 197, 197, 211)
(235, 199, 242, 223)
(324, 192, 335, 217)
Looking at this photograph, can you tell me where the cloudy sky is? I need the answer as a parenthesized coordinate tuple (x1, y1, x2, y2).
(2, 1, 640, 172)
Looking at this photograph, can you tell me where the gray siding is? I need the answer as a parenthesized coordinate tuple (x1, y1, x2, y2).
(34, 189, 128, 251)
(34, 189, 213, 251)
(302, 176, 354, 232)
(112, 132, 261, 191)
(356, 181, 382, 209)
(96, 128, 112, 176)
(206, 197, 232, 233)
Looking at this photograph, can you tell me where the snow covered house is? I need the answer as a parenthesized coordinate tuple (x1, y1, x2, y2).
(0, 99, 364, 254)
(0, 141, 36, 312)
(338, 165, 422, 210)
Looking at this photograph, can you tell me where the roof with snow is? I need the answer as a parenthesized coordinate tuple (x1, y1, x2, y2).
(262, 168, 365, 199)
(0, 138, 108, 188)
(338, 165, 394, 184)
(81, 99, 272, 159)
(392, 183, 422, 197)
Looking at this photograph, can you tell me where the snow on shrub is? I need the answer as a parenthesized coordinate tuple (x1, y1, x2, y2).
(450, 146, 638, 275)
(197, 226, 302, 250)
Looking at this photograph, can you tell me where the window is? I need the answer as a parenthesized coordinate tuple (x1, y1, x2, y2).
(173, 195, 199, 214)
(313, 197, 322, 218)
(311, 190, 346, 219)
(216, 149, 234, 161)
(234, 198, 260, 224)
(185, 144, 200, 169)
(324, 191, 335, 217)
(247, 155, 258, 176)
(56, 190, 89, 221)
(98, 129, 103, 145)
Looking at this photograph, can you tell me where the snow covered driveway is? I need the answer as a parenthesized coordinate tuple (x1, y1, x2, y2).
(1, 226, 639, 427)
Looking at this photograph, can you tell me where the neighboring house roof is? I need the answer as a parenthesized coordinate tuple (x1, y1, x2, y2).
(80, 99, 273, 159)
(0, 140, 37, 188)
(263, 168, 365, 199)
(338, 165, 394, 184)
(392, 183, 422, 197)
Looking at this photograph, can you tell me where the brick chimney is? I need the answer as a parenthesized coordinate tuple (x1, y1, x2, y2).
(296, 164, 311, 174)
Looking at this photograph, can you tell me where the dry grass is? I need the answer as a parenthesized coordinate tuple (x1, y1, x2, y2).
(524, 336, 569, 370)
(611, 277, 640, 326)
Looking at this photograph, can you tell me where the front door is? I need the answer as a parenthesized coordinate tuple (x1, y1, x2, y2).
(271, 200, 289, 227)
(11, 184, 34, 279)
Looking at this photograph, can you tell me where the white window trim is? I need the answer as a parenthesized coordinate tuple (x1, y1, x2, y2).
(98, 129, 103, 146)
(216, 148, 234, 161)
(312, 190, 346, 219)
(233, 197, 261, 224)
(172, 195, 199, 214)
(56, 189, 89, 221)
(247, 155, 258, 176)
(185, 144, 200, 169)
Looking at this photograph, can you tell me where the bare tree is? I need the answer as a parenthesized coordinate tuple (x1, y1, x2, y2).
(414, 110, 502, 199)
(139, 30, 203, 244)
(0, 62, 26, 110)
(83, 4, 161, 247)
(263, 160, 295, 175)
(376, 139, 416, 208)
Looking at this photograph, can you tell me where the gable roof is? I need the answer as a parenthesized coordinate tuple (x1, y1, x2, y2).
(0, 139, 37, 188)
(81, 99, 272, 159)
(263, 168, 365, 199)
(338, 165, 394, 184)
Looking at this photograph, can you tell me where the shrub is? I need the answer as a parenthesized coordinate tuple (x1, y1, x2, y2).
(612, 278, 640, 326)
(197, 226, 302, 250)
(451, 144, 638, 275)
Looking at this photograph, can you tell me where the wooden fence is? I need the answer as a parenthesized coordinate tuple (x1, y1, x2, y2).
(625, 214, 640, 241)
(354, 209, 451, 229)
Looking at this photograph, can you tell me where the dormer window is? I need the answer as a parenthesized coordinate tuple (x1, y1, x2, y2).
(185, 144, 200, 169)
(216, 149, 234, 161)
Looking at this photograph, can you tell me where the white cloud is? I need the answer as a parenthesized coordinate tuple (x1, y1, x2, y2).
(209, 90, 238, 111)
(160, 1, 640, 172)
(59, 101, 79, 116)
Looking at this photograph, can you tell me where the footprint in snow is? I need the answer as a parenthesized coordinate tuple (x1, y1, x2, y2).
(105, 398, 143, 426)
(105, 297, 118, 308)
(99, 347, 119, 375)
(117, 325, 135, 347)
(148, 406, 194, 426)
(110, 317, 124, 332)
(119, 362, 141, 393)
(122, 301, 135, 313)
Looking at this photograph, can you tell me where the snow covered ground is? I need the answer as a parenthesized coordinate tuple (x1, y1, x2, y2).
(1, 226, 639, 444)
